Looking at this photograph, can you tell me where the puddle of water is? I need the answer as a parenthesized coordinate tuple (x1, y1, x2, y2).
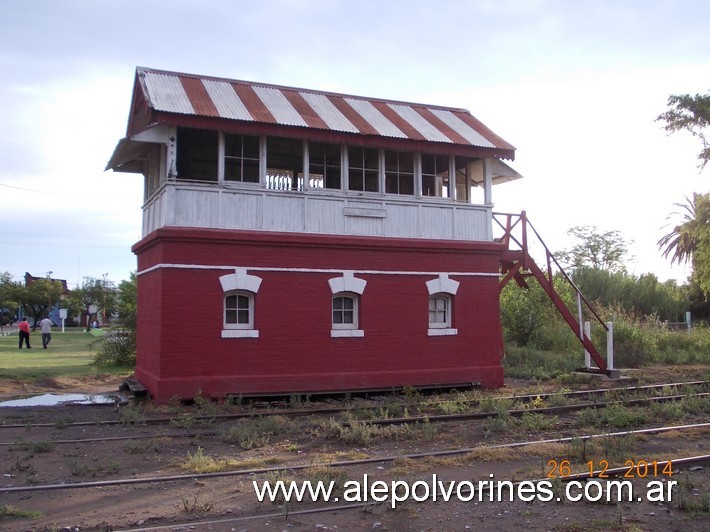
(0, 393, 125, 407)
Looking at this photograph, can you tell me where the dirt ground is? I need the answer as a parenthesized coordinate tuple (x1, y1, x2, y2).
(0, 372, 708, 531)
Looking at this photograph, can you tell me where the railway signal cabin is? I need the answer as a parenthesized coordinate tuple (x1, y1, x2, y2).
(107, 67, 528, 402)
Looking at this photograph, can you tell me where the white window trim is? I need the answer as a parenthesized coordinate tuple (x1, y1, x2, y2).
(331, 329, 365, 338)
(223, 290, 255, 330)
(428, 293, 452, 329)
(222, 329, 259, 339)
(219, 268, 262, 338)
(328, 271, 366, 295)
(329, 273, 366, 337)
(428, 327, 458, 337)
(425, 273, 459, 296)
(331, 292, 360, 331)
(426, 274, 458, 336)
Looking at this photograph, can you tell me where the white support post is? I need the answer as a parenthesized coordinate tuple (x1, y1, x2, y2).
(483, 158, 493, 206)
(584, 321, 591, 368)
(606, 321, 614, 370)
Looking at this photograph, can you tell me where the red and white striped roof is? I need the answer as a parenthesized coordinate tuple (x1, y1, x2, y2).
(134, 67, 515, 156)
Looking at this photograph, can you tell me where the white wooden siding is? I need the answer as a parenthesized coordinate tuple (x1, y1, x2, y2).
(141, 184, 492, 241)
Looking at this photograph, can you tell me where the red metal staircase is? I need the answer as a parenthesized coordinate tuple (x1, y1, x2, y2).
(494, 211, 613, 376)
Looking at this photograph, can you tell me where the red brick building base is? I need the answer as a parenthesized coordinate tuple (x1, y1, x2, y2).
(133, 227, 505, 403)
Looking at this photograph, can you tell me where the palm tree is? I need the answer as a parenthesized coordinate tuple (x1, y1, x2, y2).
(658, 192, 710, 268)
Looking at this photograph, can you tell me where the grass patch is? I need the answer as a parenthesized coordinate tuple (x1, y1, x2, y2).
(0, 330, 132, 381)
(180, 446, 284, 473)
(0, 504, 43, 519)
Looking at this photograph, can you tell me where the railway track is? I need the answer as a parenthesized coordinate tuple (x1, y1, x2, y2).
(113, 453, 710, 532)
(1, 422, 708, 495)
(0, 380, 706, 431)
(0, 378, 707, 531)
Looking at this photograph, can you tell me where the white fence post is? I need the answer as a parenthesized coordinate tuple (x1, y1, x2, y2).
(606, 321, 614, 370)
(584, 321, 591, 368)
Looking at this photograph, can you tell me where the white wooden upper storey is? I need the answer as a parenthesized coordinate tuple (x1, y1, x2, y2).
(107, 68, 522, 241)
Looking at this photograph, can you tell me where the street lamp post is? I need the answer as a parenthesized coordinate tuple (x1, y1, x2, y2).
(102, 273, 108, 326)
(46, 271, 53, 318)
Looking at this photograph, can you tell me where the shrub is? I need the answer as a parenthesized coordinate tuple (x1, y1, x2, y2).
(94, 329, 136, 366)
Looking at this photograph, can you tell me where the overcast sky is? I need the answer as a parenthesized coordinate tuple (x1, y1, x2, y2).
(1, 0, 708, 288)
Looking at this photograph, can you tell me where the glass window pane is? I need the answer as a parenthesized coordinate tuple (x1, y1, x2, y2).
(348, 147, 379, 192)
(177, 127, 218, 181)
(226, 310, 238, 324)
(238, 295, 250, 309)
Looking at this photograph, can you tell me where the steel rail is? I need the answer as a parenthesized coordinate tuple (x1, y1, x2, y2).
(350, 392, 710, 427)
(1, 391, 707, 447)
(1, 380, 705, 430)
(114, 453, 710, 531)
(1, 422, 707, 494)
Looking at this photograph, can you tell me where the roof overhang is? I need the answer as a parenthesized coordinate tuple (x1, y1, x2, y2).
(105, 138, 154, 173)
(469, 158, 523, 186)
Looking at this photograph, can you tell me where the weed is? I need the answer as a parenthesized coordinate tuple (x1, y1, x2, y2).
(482, 403, 513, 435)
(519, 411, 558, 431)
(0, 504, 43, 519)
(66, 457, 121, 477)
(576, 403, 648, 429)
(193, 391, 224, 417)
(11, 439, 55, 455)
(181, 446, 220, 473)
(220, 419, 271, 449)
(118, 405, 146, 426)
(304, 465, 347, 497)
(179, 491, 215, 514)
(54, 416, 71, 429)
(123, 438, 163, 454)
(420, 417, 437, 442)
(597, 434, 635, 462)
(437, 400, 468, 415)
(170, 412, 200, 429)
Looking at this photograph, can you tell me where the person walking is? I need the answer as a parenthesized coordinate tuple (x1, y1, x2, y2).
(18, 318, 31, 349)
(39, 316, 53, 349)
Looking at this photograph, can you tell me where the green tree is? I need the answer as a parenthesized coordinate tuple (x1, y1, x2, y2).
(500, 273, 576, 346)
(69, 277, 116, 329)
(657, 90, 710, 170)
(0, 272, 21, 327)
(94, 273, 137, 366)
(658, 192, 710, 295)
(116, 273, 137, 332)
(559, 226, 632, 273)
(572, 267, 687, 322)
(19, 278, 65, 329)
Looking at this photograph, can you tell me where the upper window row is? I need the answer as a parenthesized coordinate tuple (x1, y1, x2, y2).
(175, 128, 479, 202)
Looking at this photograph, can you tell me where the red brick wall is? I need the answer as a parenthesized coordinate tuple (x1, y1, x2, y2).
(134, 228, 505, 402)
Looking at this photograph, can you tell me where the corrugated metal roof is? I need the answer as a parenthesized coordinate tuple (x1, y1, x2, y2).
(135, 67, 514, 153)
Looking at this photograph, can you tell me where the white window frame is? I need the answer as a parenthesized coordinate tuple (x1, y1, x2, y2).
(428, 293, 451, 329)
(328, 272, 366, 337)
(219, 268, 262, 338)
(332, 292, 359, 331)
(224, 290, 255, 330)
(425, 274, 459, 336)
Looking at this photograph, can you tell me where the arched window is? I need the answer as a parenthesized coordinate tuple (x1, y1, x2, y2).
(224, 291, 254, 329)
(428, 294, 451, 328)
(219, 268, 262, 338)
(425, 274, 459, 336)
(332, 293, 358, 330)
